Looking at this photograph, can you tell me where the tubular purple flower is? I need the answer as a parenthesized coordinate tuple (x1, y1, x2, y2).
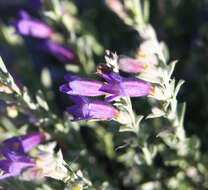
(99, 70, 153, 102)
(118, 55, 146, 73)
(59, 74, 105, 96)
(67, 96, 118, 121)
(10, 10, 53, 39)
(2, 132, 44, 154)
(37, 40, 75, 62)
(0, 148, 35, 180)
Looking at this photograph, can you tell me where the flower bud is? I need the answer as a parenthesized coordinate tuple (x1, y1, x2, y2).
(37, 40, 75, 63)
(118, 55, 146, 73)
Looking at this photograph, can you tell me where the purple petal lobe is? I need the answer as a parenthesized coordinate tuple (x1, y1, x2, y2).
(3, 132, 43, 154)
(100, 71, 152, 100)
(11, 11, 53, 39)
(0, 160, 10, 173)
(66, 96, 117, 121)
(59, 84, 71, 94)
(18, 10, 30, 19)
(88, 100, 118, 119)
(9, 161, 34, 174)
(0, 150, 35, 180)
(64, 74, 76, 82)
(20, 132, 43, 153)
(69, 95, 89, 104)
(67, 105, 85, 118)
(37, 40, 75, 62)
(69, 80, 105, 96)
(60, 75, 105, 96)
(105, 95, 121, 102)
(120, 79, 152, 97)
(99, 83, 120, 95)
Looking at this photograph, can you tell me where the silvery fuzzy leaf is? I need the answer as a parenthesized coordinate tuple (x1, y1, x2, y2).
(178, 102, 186, 128)
(156, 126, 176, 138)
(160, 41, 169, 61)
(43, 11, 57, 21)
(118, 125, 135, 133)
(0, 56, 8, 73)
(146, 107, 165, 119)
(146, 112, 164, 119)
(22, 87, 37, 110)
(169, 78, 176, 95)
(167, 60, 177, 81)
(36, 90, 49, 111)
(0, 57, 21, 95)
(174, 80, 185, 99)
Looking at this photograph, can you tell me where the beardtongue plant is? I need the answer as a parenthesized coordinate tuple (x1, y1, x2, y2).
(0, 57, 93, 189)
(58, 0, 203, 188)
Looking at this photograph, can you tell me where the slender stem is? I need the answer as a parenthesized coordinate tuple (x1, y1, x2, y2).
(134, 0, 144, 26)
(124, 97, 136, 129)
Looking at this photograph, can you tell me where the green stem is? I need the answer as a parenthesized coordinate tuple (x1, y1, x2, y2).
(143, 0, 150, 23)
(134, 0, 144, 26)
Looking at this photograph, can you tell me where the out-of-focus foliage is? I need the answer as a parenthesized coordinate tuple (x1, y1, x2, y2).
(0, 0, 207, 190)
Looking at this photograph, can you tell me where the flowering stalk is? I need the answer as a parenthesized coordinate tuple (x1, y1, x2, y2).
(104, 0, 188, 168)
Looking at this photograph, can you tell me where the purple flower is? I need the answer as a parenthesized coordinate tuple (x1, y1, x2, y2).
(10, 10, 53, 39)
(118, 55, 146, 73)
(59, 75, 105, 96)
(2, 132, 43, 154)
(0, 148, 35, 180)
(99, 70, 153, 102)
(37, 40, 75, 62)
(67, 96, 118, 121)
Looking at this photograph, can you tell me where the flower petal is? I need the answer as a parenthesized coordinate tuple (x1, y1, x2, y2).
(59, 84, 71, 94)
(3, 132, 43, 154)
